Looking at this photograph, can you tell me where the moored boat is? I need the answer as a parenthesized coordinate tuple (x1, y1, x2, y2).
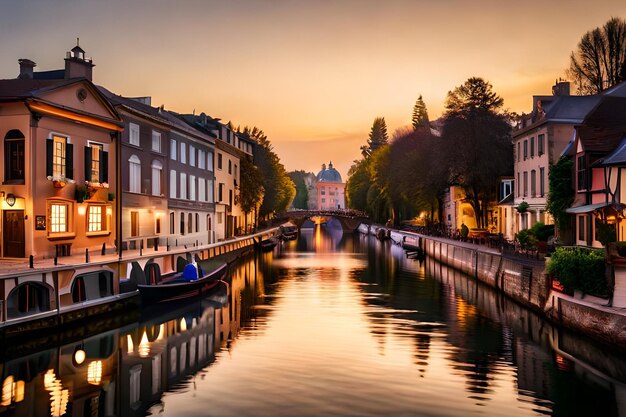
(137, 261, 228, 305)
(280, 222, 299, 240)
(257, 237, 280, 251)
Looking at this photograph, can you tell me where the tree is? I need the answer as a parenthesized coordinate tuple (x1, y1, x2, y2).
(346, 158, 371, 212)
(568, 17, 626, 94)
(412, 95, 430, 130)
(287, 170, 310, 209)
(237, 156, 264, 231)
(238, 126, 295, 221)
(546, 156, 575, 242)
(442, 77, 512, 228)
(361, 117, 388, 158)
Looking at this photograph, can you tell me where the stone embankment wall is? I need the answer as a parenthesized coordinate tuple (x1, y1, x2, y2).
(422, 237, 547, 312)
(417, 234, 626, 347)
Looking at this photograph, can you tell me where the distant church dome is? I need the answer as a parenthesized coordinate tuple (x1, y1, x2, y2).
(316, 161, 342, 183)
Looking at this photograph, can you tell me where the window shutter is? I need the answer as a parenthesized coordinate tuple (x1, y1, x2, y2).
(66, 143, 74, 179)
(46, 139, 53, 177)
(101, 150, 108, 183)
(84, 146, 92, 182)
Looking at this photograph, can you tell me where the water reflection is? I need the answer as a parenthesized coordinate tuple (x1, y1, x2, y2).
(1, 227, 626, 416)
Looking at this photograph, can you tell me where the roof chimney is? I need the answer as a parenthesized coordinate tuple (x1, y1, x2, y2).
(18, 59, 36, 79)
(64, 38, 94, 81)
(552, 80, 570, 96)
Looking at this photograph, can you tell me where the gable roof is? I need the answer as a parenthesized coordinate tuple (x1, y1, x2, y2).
(602, 136, 626, 166)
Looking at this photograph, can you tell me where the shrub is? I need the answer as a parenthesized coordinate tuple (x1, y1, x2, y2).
(546, 247, 610, 296)
(516, 201, 529, 213)
(529, 222, 554, 242)
(515, 229, 536, 250)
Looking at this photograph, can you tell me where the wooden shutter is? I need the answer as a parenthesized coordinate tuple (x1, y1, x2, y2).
(84, 146, 92, 182)
(100, 150, 108, 183)
(46, 139, 53, 177)
(66, 143, 74, 179)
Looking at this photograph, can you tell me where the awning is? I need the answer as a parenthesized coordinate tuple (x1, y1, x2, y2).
(565, 202, 610, 214)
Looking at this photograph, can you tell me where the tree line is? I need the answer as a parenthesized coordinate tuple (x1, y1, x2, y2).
(346, 17, 626, 228)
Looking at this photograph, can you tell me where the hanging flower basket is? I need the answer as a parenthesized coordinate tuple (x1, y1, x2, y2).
(47, 175, 74, 188)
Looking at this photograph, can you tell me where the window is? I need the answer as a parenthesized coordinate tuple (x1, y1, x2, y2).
(86, 142, 105, 183)
(517, 172, 520, 197)
(207, 152, 214, 171)
(87, 205, 103, 232)
(217, 153, 223, 170)
(53, 135, 67, 177)
(170, 170, 177, 198)
(170, 212, 175, 234)
(180, 142, 186, 164)
(198, 149, 206, 169)
(190, 175, 196, 201)
(517, 142, 520, 162)
(530, 137, 535, 157)
(198, 178, 206, 202)
(180, 212, 185, 235)
(190, 145, 196, 167)
(322, 198, 326, 203)
(218, 183, 224, 202)
(540, 167, 545, 197)
(152, 130, 162, 152)
(152, 160, 162, 196)
(530, 169, 536, 197)
(234, 164, 238, 179)
(523, 171, 528, 197)
(523, 140, 528, 160)
(129, 155, 141, 193)
(538, 134, 545, 156)
(195, 213, 199, 233)
(129, 123, 140, 146)
(228, 160, 232, 174)
(229, 189, 233, 207)
(321, 186, 326, 195)
(50, 203, 68, 233)
(207, 179, 214, 203)
(4, 129, 25, 183)
(170, 139, 177, 160)
(577, 155, 587, 191)
(180, 173, 187, 199)
(578, 215, 585, 242)
(188, 213, 192, 233)
(217, 212, 223, 224)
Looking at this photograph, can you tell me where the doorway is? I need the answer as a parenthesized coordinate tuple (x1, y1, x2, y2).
(3, 210, 25, 258)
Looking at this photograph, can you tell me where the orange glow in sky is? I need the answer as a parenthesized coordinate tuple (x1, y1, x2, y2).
(2, 1, 625, 178)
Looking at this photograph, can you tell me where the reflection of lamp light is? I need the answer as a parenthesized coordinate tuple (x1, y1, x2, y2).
(74, 348, 86, 365)
(180, 318, 187, 331)
(1, 376, 13, 406)
(138, 331, 150, 358)
(127, 334, 134, 354)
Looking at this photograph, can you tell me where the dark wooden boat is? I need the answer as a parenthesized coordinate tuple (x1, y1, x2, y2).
(137, 262, 228, 305)
(258, 237, 280, 251)
(280, 223, 299, 240)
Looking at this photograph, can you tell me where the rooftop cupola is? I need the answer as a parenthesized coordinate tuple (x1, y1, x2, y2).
(65, 38, 94, 81)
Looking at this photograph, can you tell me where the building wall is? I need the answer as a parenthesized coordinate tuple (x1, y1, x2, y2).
(316, 181, 345, 210)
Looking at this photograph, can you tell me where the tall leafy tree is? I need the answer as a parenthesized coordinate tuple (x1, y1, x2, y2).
(238, 126, 295, 220)
(547, 156, 575, 242)
(568, 17, 626, 94)
(361, 117, 388, 158)
(287, 170, 310, 209)
(412, 95, 430, 130)
(237, 156, 264, 230)
(442, 77, 512, 228)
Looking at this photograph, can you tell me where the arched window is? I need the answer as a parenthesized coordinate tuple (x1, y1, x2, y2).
(6, 282, 51, 319)
(188, 213, 193, 233)
(4, 129, 25, 183)
(152, 160, 162, 196)
(180, 212, 185, 235)
(195, 213, 199, 233)
(129, 155, 141, 193)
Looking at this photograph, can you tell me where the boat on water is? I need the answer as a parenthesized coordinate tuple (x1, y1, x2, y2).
(137, 261, 228, 305)
(280, 223, 299, 240)
(257, 237, 280, 251)
(357, 223, 370, 234)
(402, 234, 420, 251)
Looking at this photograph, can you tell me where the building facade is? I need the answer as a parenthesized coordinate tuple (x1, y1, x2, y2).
(315, 162, 345, 210)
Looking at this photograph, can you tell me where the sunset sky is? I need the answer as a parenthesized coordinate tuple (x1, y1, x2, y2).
(2, 0, 626, 179)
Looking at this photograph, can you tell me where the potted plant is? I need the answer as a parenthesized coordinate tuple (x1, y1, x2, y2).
(516, 201, 529, 213)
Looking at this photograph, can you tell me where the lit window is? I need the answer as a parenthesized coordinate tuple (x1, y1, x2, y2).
(129, 123, 140, 146)
(170, 139, 177, 160)
(180, 143, 186, 164)
(50, 203, 68, 233)
(152, 130, 161, 152)
(189, 145, 196, 167)
(88, 205, 102, 232)
(152, 160, 162, 196)
(89, 142, 103, 182)
(52, 135, 67, 177)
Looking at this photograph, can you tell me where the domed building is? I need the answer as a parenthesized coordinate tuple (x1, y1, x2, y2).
(316, 162, 345, 210)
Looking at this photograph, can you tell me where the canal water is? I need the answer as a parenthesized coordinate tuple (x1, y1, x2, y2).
(1, 225, 626, 416)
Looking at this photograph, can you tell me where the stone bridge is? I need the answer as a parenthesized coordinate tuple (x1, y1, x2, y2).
(276, 210, 369, 231)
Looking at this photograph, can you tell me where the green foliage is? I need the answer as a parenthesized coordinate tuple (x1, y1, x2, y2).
(547, 247, 610, 296)
(529, 222, 554, 242)
(515, 229, 537, 250)
(237, 156, 264, 215)
(361, 117, 388, 158)
(516, 201, 529, 213)
(346, 158, 371, 212)
(442, 77, 512, 228)
(547, 156, 575, 231)
(287, 170, 310, 209)
(75, 186, 88, 203)
(412, 95, 430, 130)
(595, 220, 617, 246)
(460, 223, 469, 238)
